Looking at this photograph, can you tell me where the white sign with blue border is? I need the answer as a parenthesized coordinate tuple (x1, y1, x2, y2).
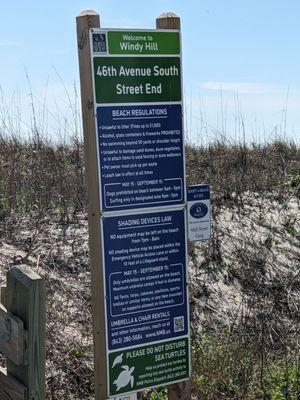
(108, 393, 137, 400)
(187, 184, 211, 242)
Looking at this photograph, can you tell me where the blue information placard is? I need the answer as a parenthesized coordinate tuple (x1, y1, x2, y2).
(101, 208, 188, 351)
(97, 104, 185, 212)
(187, 184, 211, 242)
(187, 184, 210, 201)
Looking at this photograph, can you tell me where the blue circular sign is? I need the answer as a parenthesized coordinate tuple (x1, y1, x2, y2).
(190, 202, 208, 219)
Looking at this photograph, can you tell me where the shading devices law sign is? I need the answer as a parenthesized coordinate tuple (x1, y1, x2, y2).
(102, 209, 188, 352)
(90, 29, 185, 212)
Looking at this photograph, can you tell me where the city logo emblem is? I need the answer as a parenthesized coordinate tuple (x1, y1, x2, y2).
(190, 202, 208, 219)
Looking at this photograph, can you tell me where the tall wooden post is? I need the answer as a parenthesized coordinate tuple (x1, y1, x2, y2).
(156, 12, 192, 400)
(5, 265, 45, 400)
(76, 10, 108, 399)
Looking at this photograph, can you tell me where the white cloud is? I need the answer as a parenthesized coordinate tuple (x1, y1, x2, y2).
(199, 81, 283, 94)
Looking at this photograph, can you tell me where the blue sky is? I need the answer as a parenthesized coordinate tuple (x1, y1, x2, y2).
(1, 1, 300, 143)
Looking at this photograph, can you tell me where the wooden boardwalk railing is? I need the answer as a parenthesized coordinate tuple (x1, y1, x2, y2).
(0, 265, 45, 400)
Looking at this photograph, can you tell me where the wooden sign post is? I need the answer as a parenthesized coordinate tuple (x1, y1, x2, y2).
(77, 10, 191, 400)
(156, 13, 192, 400)
(76, 11, 107, 400)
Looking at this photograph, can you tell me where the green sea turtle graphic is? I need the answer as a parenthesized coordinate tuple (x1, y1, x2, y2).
(114, 365, 135, 391)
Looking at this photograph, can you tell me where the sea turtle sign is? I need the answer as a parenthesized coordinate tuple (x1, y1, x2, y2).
(89, 28, 190, 397)
(90, 29, 185, 213)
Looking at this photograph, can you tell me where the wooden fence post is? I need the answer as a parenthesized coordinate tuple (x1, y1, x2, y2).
(0, 366, 27, 400)
(76, 10, 108, 400)
(156, 12, 192, 400)
(5, 265, 45, 400)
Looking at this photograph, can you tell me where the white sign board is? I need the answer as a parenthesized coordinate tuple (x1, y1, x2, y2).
(187, 184, 211, 242)
(108, 393, 137, 400)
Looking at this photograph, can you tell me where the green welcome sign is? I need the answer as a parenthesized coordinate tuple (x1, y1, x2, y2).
(108, 31, 180, 55)
(91, 29, 182, 104)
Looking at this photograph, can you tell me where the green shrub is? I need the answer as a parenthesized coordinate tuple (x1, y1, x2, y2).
(264, 361, 300, 400)
(284, 174, 300, 197)
(70, 347, 86, 358)
(148, 387, 167, 400)
(192, 332, 256, 399)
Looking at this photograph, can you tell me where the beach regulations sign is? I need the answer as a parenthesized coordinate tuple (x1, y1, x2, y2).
(90, 29, 185, 212)
(187, 184, 211, 242)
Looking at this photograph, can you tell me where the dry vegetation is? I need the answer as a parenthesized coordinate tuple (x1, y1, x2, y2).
(0, 133, 299, 399)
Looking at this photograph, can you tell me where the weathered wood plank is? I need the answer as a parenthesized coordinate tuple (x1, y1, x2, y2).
(6, 265, 45, 400)
(0, 286, 7, 307)
(76, 10, 108, 400)
(156, 11, 192, 400)
(0, 366, 27, 400)
(0, 304, 27, 366)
